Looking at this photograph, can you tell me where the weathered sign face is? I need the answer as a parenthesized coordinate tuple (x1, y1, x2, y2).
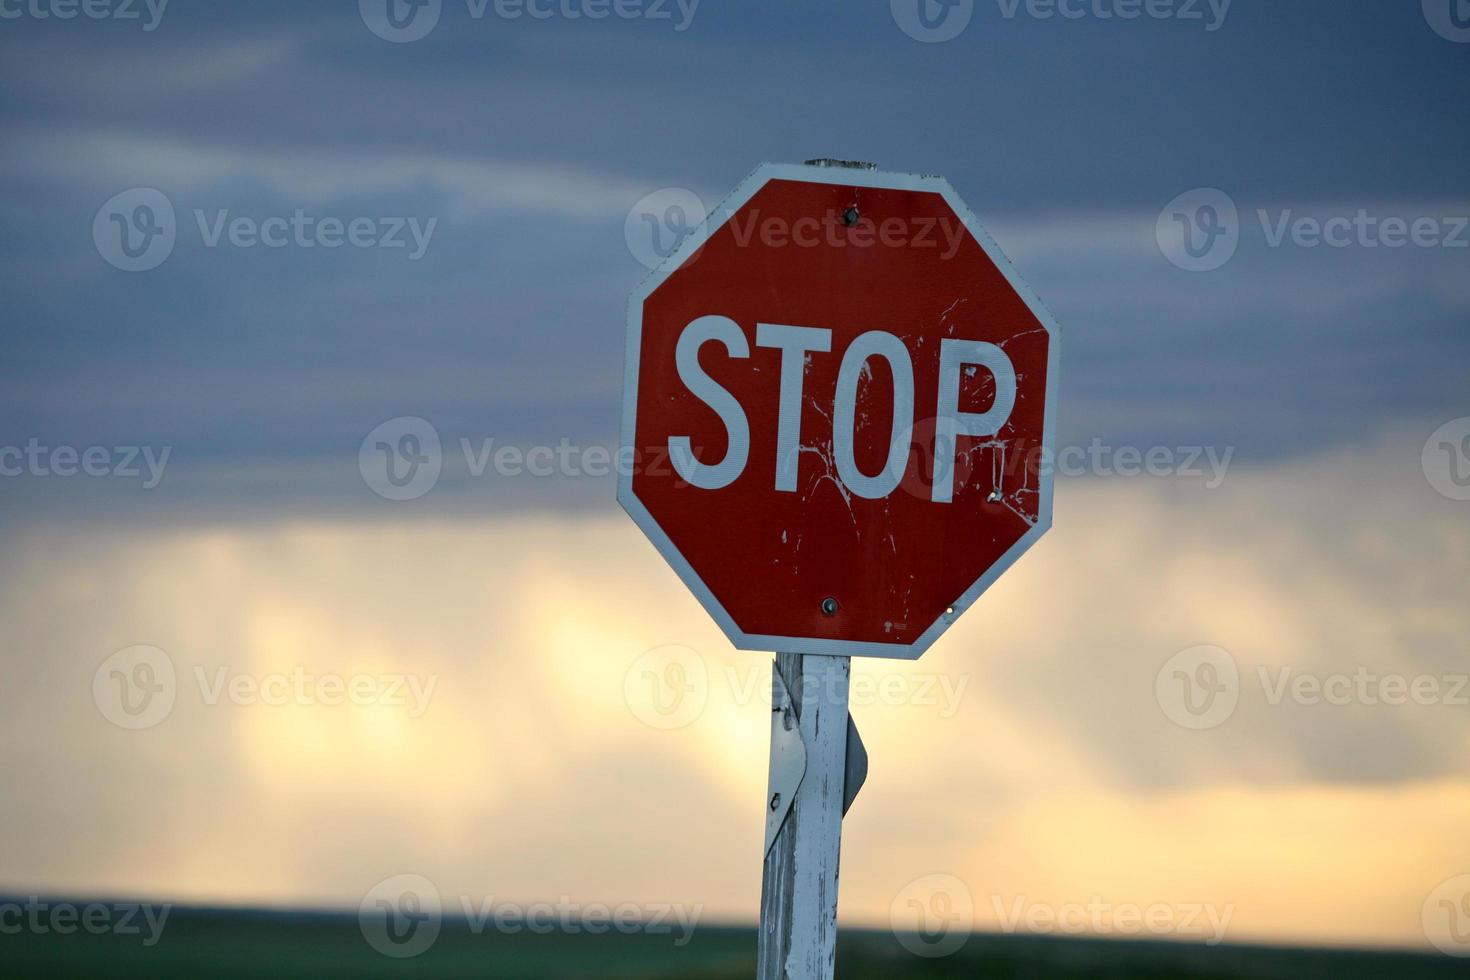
(620, 163, 1059, 659)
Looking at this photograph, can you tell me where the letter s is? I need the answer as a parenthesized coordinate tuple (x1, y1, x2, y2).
(669, 315, 750, 490)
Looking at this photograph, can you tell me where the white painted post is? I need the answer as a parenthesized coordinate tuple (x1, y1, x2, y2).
(758, 652, 850, 979)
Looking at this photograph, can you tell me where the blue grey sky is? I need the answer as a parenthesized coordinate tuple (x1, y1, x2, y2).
(4, 5, 1470, 946)
(1, 0, 1466, 519)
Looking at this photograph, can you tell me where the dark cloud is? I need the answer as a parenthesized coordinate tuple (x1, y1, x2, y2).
(0, 0, 1466, 518)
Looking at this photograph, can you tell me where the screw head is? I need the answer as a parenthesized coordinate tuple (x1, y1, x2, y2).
(821, 596, 840, 617)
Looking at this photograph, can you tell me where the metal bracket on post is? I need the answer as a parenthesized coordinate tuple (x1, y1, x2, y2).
(764, 660, 808, 857)
(764, 660, 870, 856)
(842, 714, 868, 817)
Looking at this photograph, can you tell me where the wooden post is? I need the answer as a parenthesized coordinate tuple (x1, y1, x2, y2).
(758, 652, 850, 979)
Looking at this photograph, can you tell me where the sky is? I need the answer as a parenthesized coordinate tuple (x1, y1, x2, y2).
(1, 0, 1468, 959)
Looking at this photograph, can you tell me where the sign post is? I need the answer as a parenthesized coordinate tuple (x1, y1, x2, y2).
(758, 652, 848, 978)
(619, 160, 1059, 978)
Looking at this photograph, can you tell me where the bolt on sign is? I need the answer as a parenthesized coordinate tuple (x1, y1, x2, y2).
(619, 162, 1060, 660)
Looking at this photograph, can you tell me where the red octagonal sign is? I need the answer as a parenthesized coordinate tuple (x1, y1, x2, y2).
(619, 163, 1060, 659)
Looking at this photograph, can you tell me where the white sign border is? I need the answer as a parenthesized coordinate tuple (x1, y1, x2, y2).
(619, 161, 1061, 660)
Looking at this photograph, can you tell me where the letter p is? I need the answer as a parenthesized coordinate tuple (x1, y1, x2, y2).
(932, 339, 1017, 503)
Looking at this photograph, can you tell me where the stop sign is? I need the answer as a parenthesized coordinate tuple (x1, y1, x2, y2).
(619, 163, 1059, 659)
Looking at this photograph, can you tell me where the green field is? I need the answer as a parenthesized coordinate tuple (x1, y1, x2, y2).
(2, 904, 1465, 979)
